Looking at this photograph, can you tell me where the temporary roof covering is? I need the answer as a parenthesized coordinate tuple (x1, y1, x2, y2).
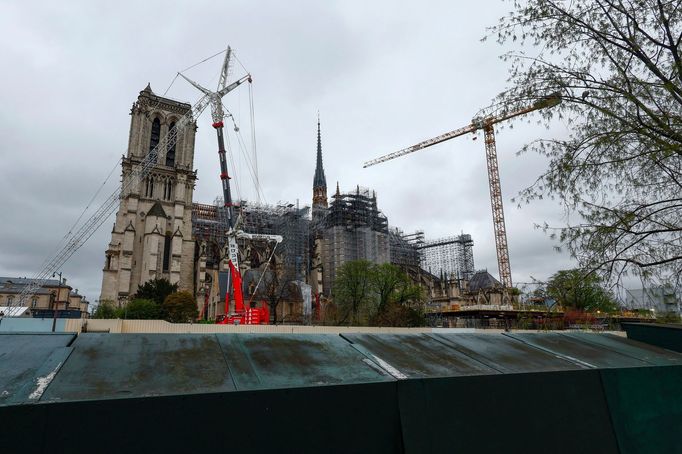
(1, 331, 680, 453)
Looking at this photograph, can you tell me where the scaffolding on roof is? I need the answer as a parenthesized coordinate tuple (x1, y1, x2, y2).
(324, 185, 388, 233)
(419, 234, 475, 282)
(317, 186, 391, 295)
(389, 228, 423, 268)
(191, 200, 310, 280)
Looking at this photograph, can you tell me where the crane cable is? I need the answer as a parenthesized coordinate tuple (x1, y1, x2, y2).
(228, 110, 266, 204)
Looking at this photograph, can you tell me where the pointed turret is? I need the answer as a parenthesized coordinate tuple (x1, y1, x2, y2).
(312, 114, 328, 210)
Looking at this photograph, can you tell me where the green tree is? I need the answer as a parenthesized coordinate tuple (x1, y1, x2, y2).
(162, 291, 198, 323)
(124, 298, 160, 320)
(92, 300, 120, 319)
(490, 1, 682, 286)
(546, 269, 619, 313)
(371, 263, 405, 313)
(133, 278, 178, 306)
(332, 260, 375, 325)
(331, 262, 426, 327)
(370, 264, 425, 327)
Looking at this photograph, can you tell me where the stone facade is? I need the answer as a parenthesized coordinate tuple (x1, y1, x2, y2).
(100, 85, 197, 303)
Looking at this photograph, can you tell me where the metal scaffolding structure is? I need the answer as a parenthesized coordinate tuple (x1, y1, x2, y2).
(318, 186, 390, 295)
(419, 234, 475, 281)
(389, 228, 423, 268)
(191, 200, 310, 280)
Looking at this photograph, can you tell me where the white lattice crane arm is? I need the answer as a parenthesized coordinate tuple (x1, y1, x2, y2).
(236, 231, 283, 244)
(363, 123, 476, 168)
(218, 74, 251, 98)
(217, 46, 233, 92)
(178, 73, 211, 95)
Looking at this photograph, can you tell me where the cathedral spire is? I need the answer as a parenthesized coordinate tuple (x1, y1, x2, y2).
(312, 113, 328, 209)
(313, 113, 326, 190)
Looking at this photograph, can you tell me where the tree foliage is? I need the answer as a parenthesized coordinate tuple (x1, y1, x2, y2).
(546, 269, 619, 313)
(332, 261, 426, 326)
(162, 291, 197, 323)
(124, 298, 161, 320)
(490, 0, 682, 287)
(92, 300, 119, 319)
(333, 260, 375, 325)
(133, 278, 178, 306)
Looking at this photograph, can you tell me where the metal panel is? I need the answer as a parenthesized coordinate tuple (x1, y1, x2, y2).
(600, 365, 682, 454)
(505, 332, 651, 368)
(562, 332, 682, 366)
(342, 333, 497, 378)
(0, 381, 403, 454)
(397, 370, 619, 454)
(0, 333, 75, 406)
(217, 334, 393, 390)
(622, 322, 682, 353)
(40, 333, 236, 402)
(429, 333, 583, 373)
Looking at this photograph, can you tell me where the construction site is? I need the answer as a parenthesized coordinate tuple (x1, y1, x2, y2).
(3, 10, 682, 447)
(1, 45, 648, 331)
(0, 79, 581, 328)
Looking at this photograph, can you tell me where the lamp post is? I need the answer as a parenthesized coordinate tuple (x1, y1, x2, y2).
(52, 271, 62, 332)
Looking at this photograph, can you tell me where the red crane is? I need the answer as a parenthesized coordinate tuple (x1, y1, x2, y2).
(364, 94, 561, 289)
(180, 47, 281, 324)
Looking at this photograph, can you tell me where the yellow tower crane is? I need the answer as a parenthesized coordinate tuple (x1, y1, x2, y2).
(363, 94, 561, 289)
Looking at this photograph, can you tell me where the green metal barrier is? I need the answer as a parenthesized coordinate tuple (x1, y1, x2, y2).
(623, 323, 682, 353)
(2, 332, 682, 453)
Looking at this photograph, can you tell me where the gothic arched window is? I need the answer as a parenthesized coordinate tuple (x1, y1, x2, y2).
(144, 177, 154, 198)
(149, 117, 161, 158)
(166, 121, 176, 167)
(163, 179, 173, 200)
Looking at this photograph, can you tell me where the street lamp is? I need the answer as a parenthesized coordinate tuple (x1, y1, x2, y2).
(51, 271, 63, 332)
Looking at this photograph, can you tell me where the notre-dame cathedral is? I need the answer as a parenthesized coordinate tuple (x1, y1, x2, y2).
(99, 85, 453, 321)
(100, 85, 312, 320)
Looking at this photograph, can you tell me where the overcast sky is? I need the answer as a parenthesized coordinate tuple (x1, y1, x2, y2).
(0, 0, 579, 303)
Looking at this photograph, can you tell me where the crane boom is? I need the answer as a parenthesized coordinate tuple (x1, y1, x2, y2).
(363, 123, 476, 168)
(363, 94, 560, 169)
(362, 93, 561, 289)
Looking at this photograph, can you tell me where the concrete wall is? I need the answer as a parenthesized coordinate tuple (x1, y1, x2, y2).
(82, 319, 479, 334)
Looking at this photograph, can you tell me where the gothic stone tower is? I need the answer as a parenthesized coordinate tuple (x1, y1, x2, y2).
(100, 84, 197, 303)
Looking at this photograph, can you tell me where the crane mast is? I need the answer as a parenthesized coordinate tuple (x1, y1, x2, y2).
(364, 94, 561, 289)
(178, 48, 251, 275)
(180, 46, 279, 324)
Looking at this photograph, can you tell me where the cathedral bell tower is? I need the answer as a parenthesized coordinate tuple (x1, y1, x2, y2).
(99, 84, 198, 304)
